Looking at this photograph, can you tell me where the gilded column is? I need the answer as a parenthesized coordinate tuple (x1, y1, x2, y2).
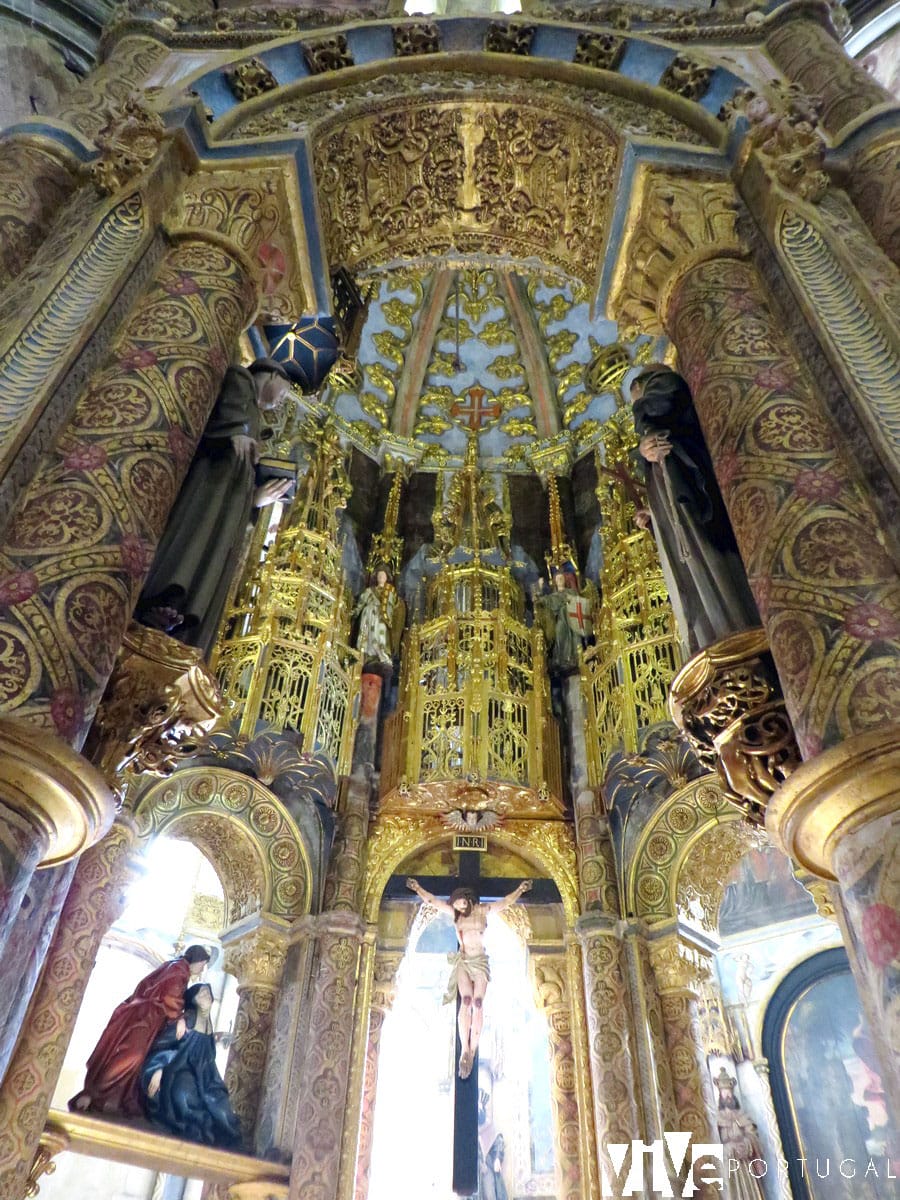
(0, 813, 139, 1200)
(648, 931, 717, 1144)
(577, 918, 641, 1163)
(289, 779, 370, 1200)
(353, 947, 403, 1200)
(0, 232, 256, 747)
(530, 949, 583, 1200)
(221, 917, 291, 1150)
(766, 15, 899, 265)
(0, 35, 167, 293)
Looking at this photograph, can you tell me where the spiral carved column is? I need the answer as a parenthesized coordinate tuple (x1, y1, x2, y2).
(0, 814, 139, 1200)
(0, 233, 256, 748)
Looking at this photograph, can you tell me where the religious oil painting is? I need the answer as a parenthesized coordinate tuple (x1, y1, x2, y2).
(778, 964, 897, 1200)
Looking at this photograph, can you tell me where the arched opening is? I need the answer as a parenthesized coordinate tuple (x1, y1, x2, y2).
(368, 904, 557, 1199)
(46, 835, 239, 1200)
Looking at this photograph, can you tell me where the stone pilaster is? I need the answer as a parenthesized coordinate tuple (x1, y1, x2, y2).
(0, 814, 139, 1200)
(221, 917, 291, 1150)
(353, 947, 403, 1200)
(287, 912, 368, 1200)
(576, 917, 641, 1165)
(530, 948, 583, 1200)
(748, 1059, 792, 1200)
(647, 931, 717, 1145)
(0, 232, 256, 748)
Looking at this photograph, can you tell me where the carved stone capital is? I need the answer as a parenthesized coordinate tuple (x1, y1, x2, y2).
(0, 717, 116, 868)
(87, 92, 168, 195)
(669, 628, 802, 825)
(85, 622, 224, 795)
(648, 930, 713, 995)
(767, 722, 900, 880)
(611, 172, 745, 335)
(221, 917, 291, 989)
(529, 949, 569, 1014)
(371, 948, 404, 1013)
(720, 82, 829, 204)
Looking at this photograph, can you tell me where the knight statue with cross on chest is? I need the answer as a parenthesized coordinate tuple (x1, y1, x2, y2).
(533, 562, 595, 674)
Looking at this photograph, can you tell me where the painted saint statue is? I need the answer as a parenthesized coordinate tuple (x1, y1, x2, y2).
(353, 565, 406, 667)
(70, 945, 211, 1116)
(406, 878, 531, 1080)
(533, 568, 594, 673)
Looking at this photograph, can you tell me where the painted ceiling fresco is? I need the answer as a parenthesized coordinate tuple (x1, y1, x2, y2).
(328, 265, 661, 472)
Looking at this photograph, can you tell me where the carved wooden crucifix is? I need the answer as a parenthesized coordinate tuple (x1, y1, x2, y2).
(385, 851, 560, 1195)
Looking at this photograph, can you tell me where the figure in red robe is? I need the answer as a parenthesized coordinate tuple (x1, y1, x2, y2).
(70, 944, 211, 1116)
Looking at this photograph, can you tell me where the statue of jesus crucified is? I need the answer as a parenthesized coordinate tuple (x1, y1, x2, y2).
(407, 877, 532, 1080)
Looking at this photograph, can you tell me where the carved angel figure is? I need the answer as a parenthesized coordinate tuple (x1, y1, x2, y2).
(443, 809, 502, 832)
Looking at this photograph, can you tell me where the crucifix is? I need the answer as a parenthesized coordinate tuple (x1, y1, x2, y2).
(384, 851, 560, 1196)
(451, 384, 502, 432)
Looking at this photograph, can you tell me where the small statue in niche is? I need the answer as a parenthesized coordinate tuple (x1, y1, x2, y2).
(136, 358, 294, 653)
(353, 565, 406, 668)
(141, 982, 243, 1150)
(629, 365, 760, 654)
(533, 565, 594, 673)
(70, 945, 211, 1115)
(406, 878, 532, 1081)
(714, 1068, 766, 1200)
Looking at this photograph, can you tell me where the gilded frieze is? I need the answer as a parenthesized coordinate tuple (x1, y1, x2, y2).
(225, 72, 704, 147)
(312, 98, 619, 284)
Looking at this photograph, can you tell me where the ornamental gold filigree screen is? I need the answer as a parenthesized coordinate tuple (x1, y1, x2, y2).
(582, 417, 682, 781)
(211, 427, 361, 773)
(381, 561, 562, 804)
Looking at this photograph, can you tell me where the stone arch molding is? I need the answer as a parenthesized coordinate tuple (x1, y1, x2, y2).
(362, 813, 579, 925)
(133, 766, 313, 927)
(626, 774, 765, 930)
(154, 23, 742, 304)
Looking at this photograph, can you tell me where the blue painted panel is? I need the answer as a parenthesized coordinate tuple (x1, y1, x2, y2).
(347, 24, 395, 65)
(293, 141, 332, 312)
(260, 42, 309, 84)
(438, 17, 491, 53)
(701, 68, 741, 116)
(194, 71, 238, 121)
(531, 25, 579, 62)
(619, 39, 674, 86)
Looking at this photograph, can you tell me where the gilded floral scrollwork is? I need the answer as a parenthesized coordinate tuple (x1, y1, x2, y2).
(573, 32, 626, 71)
(720, 83, 829, 204)
(659, 55, 714, 102)
(87, 93, 168, 196)
(485, 21, 536, 56)
(302, 34, 353, 75)
(226, 57, 279, 102)
(392, 22, 440, 57)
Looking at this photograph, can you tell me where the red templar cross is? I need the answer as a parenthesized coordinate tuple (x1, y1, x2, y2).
(570, 597, 591, 634)
(451, 385, 502, 431)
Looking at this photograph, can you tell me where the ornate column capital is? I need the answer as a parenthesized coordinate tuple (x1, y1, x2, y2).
(767, 721, 900, 879)
(669, 628, 803, 825)
(647, 927, 715, 996)
(221, 916, 292, 990)
(0, 716, 116, 868)
(86, 622, 224, 799)
(371, 948, 404, 1014)
(529, 946, 570, 1014)
(611, 172, 745, 336)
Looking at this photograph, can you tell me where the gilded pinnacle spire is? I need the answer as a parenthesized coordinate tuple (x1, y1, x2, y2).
(544, 474, 578, 579)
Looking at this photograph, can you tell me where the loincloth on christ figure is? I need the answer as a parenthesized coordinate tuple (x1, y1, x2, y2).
(443, 950, 491, 1004)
